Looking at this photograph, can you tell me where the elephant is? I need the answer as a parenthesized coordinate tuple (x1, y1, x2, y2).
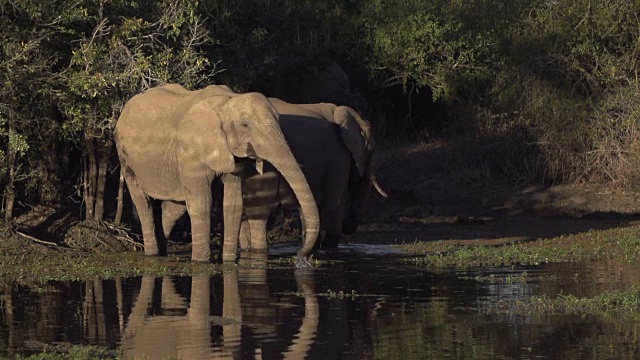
(236, 97, 387, 251)
(114, 84, 320, 264)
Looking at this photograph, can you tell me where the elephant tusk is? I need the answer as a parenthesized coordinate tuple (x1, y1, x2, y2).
(371, 174, 389, 198)
(255, 158, 264, 175)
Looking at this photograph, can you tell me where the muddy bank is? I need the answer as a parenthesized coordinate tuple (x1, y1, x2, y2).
(2, 141, 640, 282)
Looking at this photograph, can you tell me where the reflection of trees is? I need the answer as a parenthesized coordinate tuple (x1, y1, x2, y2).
(0, 286, 15, 357)
(84, 280, 106, 344)
(83, 279, 121, 347)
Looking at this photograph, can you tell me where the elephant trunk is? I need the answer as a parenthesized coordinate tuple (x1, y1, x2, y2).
(261, 127, 320, 261)
(343, 167, 374, 235)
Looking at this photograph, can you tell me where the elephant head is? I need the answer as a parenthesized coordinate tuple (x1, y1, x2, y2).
(115, 84, 319, 262)
(330, 106, 387, 235)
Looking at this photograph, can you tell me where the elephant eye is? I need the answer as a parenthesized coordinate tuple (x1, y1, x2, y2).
(241, 121, 250, 128)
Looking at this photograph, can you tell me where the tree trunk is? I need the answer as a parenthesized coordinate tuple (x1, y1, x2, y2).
(61, 142, 70, 179)
(84, 136, 97, 221)
(114, 166, 124, 225)
(83, 150, 90, 220)
(4, 115, 16, 226)
(39, 139, 61, 205)
(94, 140, 111, 222)
(4, 160, 15, 226)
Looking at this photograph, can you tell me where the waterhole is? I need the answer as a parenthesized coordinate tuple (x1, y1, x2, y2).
(1, 244, 639, 359)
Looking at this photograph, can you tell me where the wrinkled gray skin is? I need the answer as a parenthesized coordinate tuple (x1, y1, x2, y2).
(114, 84, 319, 263)
(237, 98, 380, 250)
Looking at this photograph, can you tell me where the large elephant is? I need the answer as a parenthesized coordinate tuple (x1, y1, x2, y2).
(114, 84, 319, 263)
(237, 98, 387, 251)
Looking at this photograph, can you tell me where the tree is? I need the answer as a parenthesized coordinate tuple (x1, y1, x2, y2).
(498, 0, 640, 182)
(59, 0, 214, 223)
(199, 0, 350, 93)
(0, 0, 80, 226)
(355, 0, 500, 102)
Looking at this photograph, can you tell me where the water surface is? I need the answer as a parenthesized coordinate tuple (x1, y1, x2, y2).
(2, 244, 640, 359)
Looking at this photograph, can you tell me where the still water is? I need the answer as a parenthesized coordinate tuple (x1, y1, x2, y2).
(1, 244, 640, 359)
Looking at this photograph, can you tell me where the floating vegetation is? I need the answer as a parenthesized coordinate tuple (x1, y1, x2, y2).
(7, 344, 117, 360)
(518, 287, 640, 319)
(0, 241, 222, 284)
(401, 226, 640, 268)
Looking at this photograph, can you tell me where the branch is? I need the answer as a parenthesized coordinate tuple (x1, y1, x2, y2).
(573, 1, 591, 31)
(16, 230, 58, 247)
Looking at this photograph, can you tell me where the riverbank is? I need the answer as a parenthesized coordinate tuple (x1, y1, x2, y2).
(2, 141, 640, 283)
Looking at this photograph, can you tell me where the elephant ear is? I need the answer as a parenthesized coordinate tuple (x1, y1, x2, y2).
(333, 106, 374, 177)
(177, 98, 236, 173)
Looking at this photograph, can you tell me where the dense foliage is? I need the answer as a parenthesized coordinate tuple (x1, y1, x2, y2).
(1, 0, 640, 226)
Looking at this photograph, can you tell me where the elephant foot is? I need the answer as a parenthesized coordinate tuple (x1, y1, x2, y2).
(320, 233, 342, 249)
(144, 247, 162, 256)
(191, 251, 212, 262)
(240, 250, 267, 259)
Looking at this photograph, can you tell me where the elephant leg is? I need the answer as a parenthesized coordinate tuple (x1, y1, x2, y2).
(321, 211, 344, 249)
(241, 170, 279, 252)
(239, 215, 269, 252)
(161, 201, 187, 241)
(247, 217, 268, 252)
(184, 179, 213, 262)
(222, 173, 243, 262)
(242, 192, 271, 252)
(125, 175, 160, 256)
(320, 159, 350, 249)
(239, 219, 251, 251)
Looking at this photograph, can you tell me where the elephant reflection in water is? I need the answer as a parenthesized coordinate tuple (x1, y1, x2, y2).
(121, 253, 319, 359)
(121, 276, 213, 359)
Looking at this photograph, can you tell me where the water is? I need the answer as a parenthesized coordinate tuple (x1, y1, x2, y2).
(2, 244, 640, 359)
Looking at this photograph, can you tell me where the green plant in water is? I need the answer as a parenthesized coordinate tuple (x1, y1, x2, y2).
(523, 286, 640, 319)
(6, 344, 116, 360)
(401, 225, 640, 268)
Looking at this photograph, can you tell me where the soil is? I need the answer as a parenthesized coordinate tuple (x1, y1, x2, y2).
(5, 140, 640, 253)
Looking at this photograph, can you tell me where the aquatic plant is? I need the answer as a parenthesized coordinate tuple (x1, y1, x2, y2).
(523, 287, 640, 319)
(402, 226, 640, 268)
